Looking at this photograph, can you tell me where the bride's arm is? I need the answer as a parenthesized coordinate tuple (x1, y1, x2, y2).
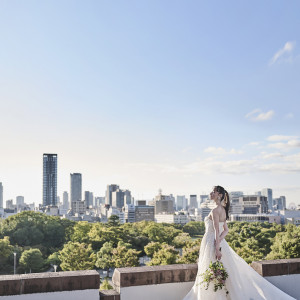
(219, 221, 229, 242)
(212, 210, 222, 260)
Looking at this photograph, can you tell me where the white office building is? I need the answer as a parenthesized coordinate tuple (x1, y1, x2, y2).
(155, 212, 189, 225)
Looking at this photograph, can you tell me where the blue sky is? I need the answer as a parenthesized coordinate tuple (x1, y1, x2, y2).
(0, 1, 299, 206)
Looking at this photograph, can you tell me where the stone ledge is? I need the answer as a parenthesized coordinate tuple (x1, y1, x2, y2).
(99, 289, 121, 300)
(112, 264, 197, 291)
(112, 259, 300, 292)
(0, 270, 100, 296)
(251, 258, 300, 277)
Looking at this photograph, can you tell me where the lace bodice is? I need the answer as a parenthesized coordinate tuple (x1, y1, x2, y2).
(204, 216, 225, 234)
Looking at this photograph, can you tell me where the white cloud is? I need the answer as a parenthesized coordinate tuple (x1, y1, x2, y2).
(268, 139, 300, 150)
(267, 135, 299, 142)
(262, 152, 284, 159)
(269, 41, 296, 65)
(259, 163, 300, 173)
(204, 147, 243, 155)
(288, 139, 300, 147)
(127, 156, 300, 175)
(245, 109, 275, 122)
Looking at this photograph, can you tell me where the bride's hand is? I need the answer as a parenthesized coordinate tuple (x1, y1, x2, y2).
(216, 250, 222, 260)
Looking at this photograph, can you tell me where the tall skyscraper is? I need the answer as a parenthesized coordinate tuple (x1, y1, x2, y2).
(95, 196, 105, 207)
(105, 184, 119, 205)
(16, 196, 25, 207)
(262, 188, 273, 211)
(280, 196, 286, 210)
(70, 173, 82, 202)
(0, 182, 3, 209)
(189, 195, 198, 210)
(112, 189, 125, 208)
(84, 191, 94, 208)
(63, 191, 69, 209)
(176, 195, 187, 211)
(43, 154, 58, 206)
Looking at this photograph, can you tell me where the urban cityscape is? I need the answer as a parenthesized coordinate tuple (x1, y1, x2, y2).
(0, 153, 299, 226)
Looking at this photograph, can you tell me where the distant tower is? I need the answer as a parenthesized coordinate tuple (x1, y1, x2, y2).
(189, 195, 198, 209)
(43, 154, 58, 206)
(261, 188, 273, 211)
(16, 196, 25, 207)
(85, 191, 94, 208)
(70, 173, 82, 203)
(63, 191, 69, 209)
(0, 182, 3, 208)
(105, 184, 119, 205)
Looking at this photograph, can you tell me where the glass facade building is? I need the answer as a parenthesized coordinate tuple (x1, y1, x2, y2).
(43, 154, 57, 206)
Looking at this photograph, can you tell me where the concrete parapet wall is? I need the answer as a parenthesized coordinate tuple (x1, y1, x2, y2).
(251, 258, 300, 277)
(0, 270, 100, 298)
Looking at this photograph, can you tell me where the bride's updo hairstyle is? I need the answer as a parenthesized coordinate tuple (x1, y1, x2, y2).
(215, 185, 230, 220)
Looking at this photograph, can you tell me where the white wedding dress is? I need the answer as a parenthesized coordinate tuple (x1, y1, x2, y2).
(183, 216, 296, 300)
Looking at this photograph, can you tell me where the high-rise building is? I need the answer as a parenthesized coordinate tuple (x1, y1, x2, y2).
(84, 191, 94, 208)
(6, 199, 13, 209)
(154, 191, 174, 214)
(105, 184, 119, 205)
(280, 196, 286, 210)
(112, 189, 125, 209)
(189, 195, 198, 210)
(43, 153, 57, 206)
(0, 182, 3, 209)
(241, 195, 268, 214)
(176, 195, 187, 211)
(95, 197, 105, 207)
(16, 196, 25, 207)
(123, 190, 132, 205)
(63, 191, 69, 210)
(261, 188, 273, 211)
(70, 173, 82, 203)
(123, 204, 135, 223)
(200, 195, 209, 205)
(273, 196, 286, 210)
(43, 154, 58, 206)
(229, 191, 244, 214)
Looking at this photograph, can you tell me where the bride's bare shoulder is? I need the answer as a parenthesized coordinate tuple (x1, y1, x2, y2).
(212, 206, 223, 214)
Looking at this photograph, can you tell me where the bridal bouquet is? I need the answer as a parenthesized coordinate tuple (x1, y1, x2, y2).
(199, 261, 229, 295)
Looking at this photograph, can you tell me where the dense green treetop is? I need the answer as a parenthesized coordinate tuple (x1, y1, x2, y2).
(0, 211, 299, 274)
(19, 248, 45, 273)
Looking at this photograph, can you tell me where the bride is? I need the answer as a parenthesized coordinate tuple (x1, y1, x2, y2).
(183, 185, 296, 300)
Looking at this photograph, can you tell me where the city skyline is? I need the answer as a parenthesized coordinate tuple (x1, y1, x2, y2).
(0, 2, 299, 205)
(0, 167, 294, 208)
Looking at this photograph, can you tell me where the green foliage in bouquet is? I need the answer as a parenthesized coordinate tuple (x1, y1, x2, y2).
(199, 261, 229, 296)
